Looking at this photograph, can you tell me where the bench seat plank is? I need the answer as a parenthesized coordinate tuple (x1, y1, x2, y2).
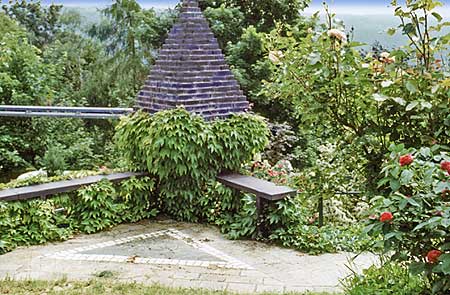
(0, 172, 147, 202)
(217, 173, 297, 201)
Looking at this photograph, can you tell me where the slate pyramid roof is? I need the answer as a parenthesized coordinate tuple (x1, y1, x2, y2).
(135, 0, 249, 120)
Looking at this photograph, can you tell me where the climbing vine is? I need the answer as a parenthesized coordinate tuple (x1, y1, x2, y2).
(115, 108, 270, 222)
(0, 176, 155, 254)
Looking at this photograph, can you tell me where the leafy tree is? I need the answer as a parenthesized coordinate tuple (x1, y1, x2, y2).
(0, 15, 56, 106)
(0, 11, 21, 33)
(203, 5, 244, 48)
(226, 27, 271, 98)
(2, 0, 62, 48)
(201, 0, 310, 32)
(0, 13, 55, 170)
(0, 12, 108, 175)
(262, 1, 450, 189)
(89, 0, 176, 94)
(199, 0, 313, 117)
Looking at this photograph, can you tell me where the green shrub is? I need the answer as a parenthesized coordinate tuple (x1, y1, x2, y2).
(343, 262, 427, 295)
(38, 145, 68, 176)
(366, 144, 450, 293)
(0, 197, 71, 253)
(118, 176, 158, 223)
(115, 108, 270, 222)
(70, 180, 124, 233)
(244, 159, 373, 254)
(0, 176, 155, 255)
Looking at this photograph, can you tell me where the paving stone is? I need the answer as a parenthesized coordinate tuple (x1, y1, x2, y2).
(187, 267, 241, 276)
(199, 273, 227, 282)
(171, 272, 201, 280)
(240, 270, 265, 277)
(224, 275, 264, 284)
(0, 218, 377, 293)
(262, 277, 284, 285)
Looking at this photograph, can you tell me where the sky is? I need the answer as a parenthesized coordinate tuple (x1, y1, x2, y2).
(306, 0, 450, 15)
(6, 0, 450, 15)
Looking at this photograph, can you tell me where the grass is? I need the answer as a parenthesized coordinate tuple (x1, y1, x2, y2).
(0, 278, 337, 295)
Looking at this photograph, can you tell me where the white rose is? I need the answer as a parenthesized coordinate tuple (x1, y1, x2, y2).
(380, 52, 390, 59)
(268, 50, 284, 64)
(327, 29, 347, 43)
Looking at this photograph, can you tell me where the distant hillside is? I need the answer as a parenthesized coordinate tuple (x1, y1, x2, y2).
(62, 7, 101, 26)
(65, 6, 448, 51)
(332, 14, 405, 49)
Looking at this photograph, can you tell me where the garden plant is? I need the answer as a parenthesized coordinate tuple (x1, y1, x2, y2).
(0, 0, 449, 293)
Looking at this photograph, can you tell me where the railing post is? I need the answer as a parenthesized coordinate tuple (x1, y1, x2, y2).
(318, 196, 324, 227)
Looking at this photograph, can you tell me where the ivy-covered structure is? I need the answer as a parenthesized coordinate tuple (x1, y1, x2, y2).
(135, 0, 249, 120)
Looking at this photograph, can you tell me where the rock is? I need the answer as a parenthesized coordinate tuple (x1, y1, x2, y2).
(17, 169, 47, 181)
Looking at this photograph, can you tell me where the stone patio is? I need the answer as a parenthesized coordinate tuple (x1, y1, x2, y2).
(0, 218, 378, 293)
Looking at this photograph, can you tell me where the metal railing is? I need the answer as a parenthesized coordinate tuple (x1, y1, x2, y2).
(0, 105, 134, 119)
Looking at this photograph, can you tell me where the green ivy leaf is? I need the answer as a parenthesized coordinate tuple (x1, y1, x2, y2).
(406, 81, 418, 93)
(392, 97, 406, 106)
(373, 93, 388, 102)
(406, 101, 419, 111)
(421, 101, 432, 109)
(387, 27, 397, 35)
(432, 12, 443, 22)
(409, 262, 426, 275)
(400, 169, 414, 184)
(390, 179, 401, 191)
(435, 181, 450, 194)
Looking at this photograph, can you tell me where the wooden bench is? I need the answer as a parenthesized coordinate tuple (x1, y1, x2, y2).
(0, 172, 147, 202)
(217, 173, 297, 237)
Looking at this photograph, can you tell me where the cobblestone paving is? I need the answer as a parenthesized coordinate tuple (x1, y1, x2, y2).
(0, 218, 378, 293)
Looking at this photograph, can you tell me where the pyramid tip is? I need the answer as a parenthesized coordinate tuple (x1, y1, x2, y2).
(180, 0, 201, 13)
(181, 0, 200, 6)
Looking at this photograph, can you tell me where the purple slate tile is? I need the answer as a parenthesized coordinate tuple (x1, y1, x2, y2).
(135, 0, 248, 120)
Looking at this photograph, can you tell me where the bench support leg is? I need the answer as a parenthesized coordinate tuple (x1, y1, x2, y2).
(318, 196, 324, 227)
(256, 197, 269, 239)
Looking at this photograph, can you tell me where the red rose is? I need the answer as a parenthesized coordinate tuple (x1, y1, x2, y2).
(440, 161, 450, 173)
(426, 250, 442, 264)
(399, 154, 414, 166)
(380, 212, 393, 222)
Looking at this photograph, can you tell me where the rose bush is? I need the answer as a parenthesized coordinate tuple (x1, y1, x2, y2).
(366, 143, 450, 294)
(380, 212, 393, 223)
(399, 154, 414, 167)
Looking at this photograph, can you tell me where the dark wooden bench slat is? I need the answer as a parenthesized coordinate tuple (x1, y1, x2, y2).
(0, 172, 147, 202)
(217, 173, 297, 201)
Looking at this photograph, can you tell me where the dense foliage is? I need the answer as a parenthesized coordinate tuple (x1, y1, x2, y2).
(115, 108, 269, 222)
(200, 0, 314, 118)
(263, 0, 450, 188)
(0, 0, 175, 178)
(1, 0, 450, 292)
(343, 262, 428, 294)
(114, 109, 371, 254)
(366, 144, 450, 293)
(0, 176, 155, 254)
